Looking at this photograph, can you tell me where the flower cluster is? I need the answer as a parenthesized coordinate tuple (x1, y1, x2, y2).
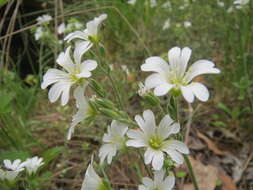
(40, 12, 220, 190)
(0, 156, 44, 181)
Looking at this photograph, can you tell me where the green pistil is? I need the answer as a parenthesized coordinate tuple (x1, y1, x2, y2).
(149, 135, 163, 150)
(89, 35, 100, 44)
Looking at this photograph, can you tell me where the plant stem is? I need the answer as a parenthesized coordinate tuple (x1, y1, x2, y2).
(184, 155, 199, 190)
(174, 97, 199, 190)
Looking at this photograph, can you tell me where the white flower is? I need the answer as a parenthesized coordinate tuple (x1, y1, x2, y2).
(41, 46, 97, 106)
(67, 86, 92, 140)
(162, 1, 171, 9)
(128, 0, 137, 5)
(81, 164, 107, 190)
(22, 156, 44, 174)
(141, 47, 220, 103)
(234, 0, 249, 6)
(58, 23, 66, 34)
(126, 110, 189, 170)
(163, 18, 171, 30)
(138, 82, 150, 96)
(217, 1, 225, 7)
(35, 26, 44, 40)
(36, 14, 52, 24)
(99, 120, 128, 164)
(121, 65, 130, 75)
(64, 14, 107, 57)
(0, 159, 24, 181)
(150, 0, 157, 8)
(184, 21, 192, 28)
(139, 170, 175, 190)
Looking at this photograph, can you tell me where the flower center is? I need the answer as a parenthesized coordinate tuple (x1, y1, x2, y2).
(88, 35, 100, 44)
(69, 67, 84, 83)
(149, 135, 163, 150)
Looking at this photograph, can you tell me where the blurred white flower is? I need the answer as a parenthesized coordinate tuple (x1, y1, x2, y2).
(36, 14, 52, 24)
(126, 110, 189, 170)
(121, 65, 130, 75)
(139, 170, 175, 190)
(35, 26, 44, 40)
(150, 0, 157, 8)
(67, 86, 92, 140)
(163, 18, 171, 30)
(234, 0, 249, 8)
(64, 14, 107, 58)
(58, 23, 66, 34)
(184, 21, 192, 28)
(81, 164, 107, 190)
(162, 1, 171, 9)
(138, 82, 150, 96)
(128, 0, 137, 5)
(141, 47, 220, 103)
(0, 159, 24, 181)
(41, 46, 97, 106)
(227, 6, 234, 12)
(22, 156, 44, 175)
(99, 120, 128, 164)
(217, 1, 225, 7)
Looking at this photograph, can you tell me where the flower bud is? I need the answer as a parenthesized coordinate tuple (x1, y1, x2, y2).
(89, 79, 106, 97)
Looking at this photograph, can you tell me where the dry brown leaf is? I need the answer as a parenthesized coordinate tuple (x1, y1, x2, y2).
(196, 131, 229, 156)
(183, 183, 195, 190)
(188, 157, 218, 190)
(219, 173, 237, 190)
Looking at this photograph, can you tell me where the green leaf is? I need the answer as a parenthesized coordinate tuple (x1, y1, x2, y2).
(0, 0, 8, 8)
(42, 146, 65, 165)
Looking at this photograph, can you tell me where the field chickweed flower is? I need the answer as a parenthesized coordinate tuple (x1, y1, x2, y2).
(138, 82, 150, 97)
(58, 23, 66, 34)
(139, 170, 175, 190)
(35, 26, 44, 40)
(81, 164, 108, 190)
(0, 159, 24, 181)
(22, 156, 44, 175)
(163, 18, 171, 30)
(36, 14, 52, 24)
(68, 86, 93, 140)
(141, 47, 220, 103)
(99, 120, 128, 164)
(41, 46, 97, 105)
(64, 14, 107, 57)
(126, 110, 189, 170)
(184, 21, 192, 28)
(234, 0, 249, 7)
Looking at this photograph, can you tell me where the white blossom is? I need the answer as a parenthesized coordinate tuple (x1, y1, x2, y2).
(217, 1, 225, 7)
(35, 26, 44, 40)
(126, 110, 189, 170)
(163, 18, 171, 30)
(184, 21, 192, 28)
(139, 170, 175, 190)
(121, 65, 130, 75)
(67, 86, 92, 140)
(22, 156, 44, 175)
(162, 1, 172, 9)
(150, 0, 157, 8)
(141, 47, 220, 103)
(234, 0, 249, 8)
(81, 164, 107, 190)
(138, 82, 150, 96)
(58, 23, 66, 34)
(99, 120, 128, 164)
(64, 14, 107, 58)
(128, 0, 137, 5)
(36, 14, 52, 24)
(41, 46, 97, 106)
(0, 159, 24, 181)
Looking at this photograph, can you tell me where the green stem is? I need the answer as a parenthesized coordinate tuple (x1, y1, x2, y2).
(184, 155, 199, 190)
(174, 97, 199, 190)
(137, 150, 152, 177)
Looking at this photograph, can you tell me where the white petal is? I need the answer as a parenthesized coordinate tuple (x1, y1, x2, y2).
(67, 125, 75, 140)
(161, 175, 175, 190)
(73, 85, 88, 108)
(61, 83, 72, 106)
(154, 83, 174, 96)
(185, 59, 220, 82)
(144, 148, 156, 165)
(180, 47, 192, 75)
(189, 82, 209, 102)
(41, 69, 69, 89)
(81, 59, 98, 71)
(158, 115, 177, 139)
(141, 56, 169, 75)
(110, 120, 128, 137)
(168, 47, 181, 70)
(154, 170, 166, 184)
(126, 139, 146, 147)
(164, 149, 184, 165)
(56, 47, 75, 73)
(48, 82, 72, 105)
(180, 85, 194, 103)
(152, 151, 164, 170)
(142, 110, 156, 135)
(165, 140, 189, 154)
(64, 30, 88, 42)
(127, 129, 146, 140)
(142, 177, 153, 187)
(74, 41, 92, 64)
(144, 73, 167, 89)
(99, 144, 117, 164)
(135, 115, 145, 130)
